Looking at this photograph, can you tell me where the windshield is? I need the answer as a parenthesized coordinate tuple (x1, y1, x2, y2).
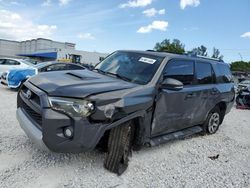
(95, 51, 164, 84)
(19, 59, 35, 67)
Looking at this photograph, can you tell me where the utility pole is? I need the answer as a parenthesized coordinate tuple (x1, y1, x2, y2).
(238, 53, 243, 61)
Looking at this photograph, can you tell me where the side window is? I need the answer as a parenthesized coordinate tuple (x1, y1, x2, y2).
(216, 64, 233, 83)
(195, 62, 213, 84)
(46, 64, 67, 71)
(163, 59, 194, 85)
(0, 59, 5, 64)
(5, 59, 20, 65)
(67, 64, 84, 70)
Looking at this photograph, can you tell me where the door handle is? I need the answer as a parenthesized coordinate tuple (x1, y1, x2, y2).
(211, 88, 219, 95)
(186, 93, 196, 99)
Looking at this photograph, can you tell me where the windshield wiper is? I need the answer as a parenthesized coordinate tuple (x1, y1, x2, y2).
(93, 69, 143, 84)
(105, 72, 132, 82)
(93, 68, 106, 75)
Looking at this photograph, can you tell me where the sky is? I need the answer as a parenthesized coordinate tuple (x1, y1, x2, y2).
(0, 0, 249, 63)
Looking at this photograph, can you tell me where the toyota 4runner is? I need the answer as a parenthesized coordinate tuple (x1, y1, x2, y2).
(16, 50, 235, 175)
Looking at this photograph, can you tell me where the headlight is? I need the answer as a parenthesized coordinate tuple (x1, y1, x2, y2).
(48, 97, 94, 117)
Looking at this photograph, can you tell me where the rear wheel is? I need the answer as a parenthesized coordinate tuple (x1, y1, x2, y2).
(203, 107, 221, 134)
(104, 121, 133, 175)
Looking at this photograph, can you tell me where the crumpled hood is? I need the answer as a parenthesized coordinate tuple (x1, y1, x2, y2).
(28, 69, 138, 98)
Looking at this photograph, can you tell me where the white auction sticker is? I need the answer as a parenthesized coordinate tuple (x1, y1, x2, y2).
(139, 57, 156, 64)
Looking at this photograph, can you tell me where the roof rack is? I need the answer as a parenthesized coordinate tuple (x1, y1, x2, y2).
(146, 50, 224, 62)
(195, 55, 224, 62)
(186, 52, 224, 62)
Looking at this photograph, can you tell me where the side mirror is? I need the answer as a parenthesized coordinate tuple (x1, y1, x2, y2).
(161, 78, 184, 90)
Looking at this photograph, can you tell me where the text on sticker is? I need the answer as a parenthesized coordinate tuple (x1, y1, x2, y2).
(139, 57, 156, 64)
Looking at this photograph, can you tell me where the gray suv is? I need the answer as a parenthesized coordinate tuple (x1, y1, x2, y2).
(16, 50, 235, 175)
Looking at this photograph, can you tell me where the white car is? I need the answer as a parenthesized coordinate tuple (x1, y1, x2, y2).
(238, 80, 250, 91)
(0, 58, 34, 76)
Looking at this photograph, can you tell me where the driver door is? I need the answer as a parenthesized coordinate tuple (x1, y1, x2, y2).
(151, 59, 201, 136)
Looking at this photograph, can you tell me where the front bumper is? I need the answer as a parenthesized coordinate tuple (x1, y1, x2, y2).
(1, 72, 8, 86)
(16, 82, 107, 153)
(0, 79, 7, 85)
(16, 108, 49, 151)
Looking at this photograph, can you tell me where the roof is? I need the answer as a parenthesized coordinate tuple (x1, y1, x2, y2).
(118, 50, 226, 64)
(0, 57, 27, 61)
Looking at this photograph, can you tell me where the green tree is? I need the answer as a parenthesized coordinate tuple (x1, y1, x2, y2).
(230, 61, 250, 72)
(154, 39, 185, 54)
(211, 47, 223, 60)
(190, 45, 208, 56)
(190, 46, 224, 60)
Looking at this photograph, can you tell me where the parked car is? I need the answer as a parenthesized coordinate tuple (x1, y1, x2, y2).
(16, 50, 235, 175)
(238, 79, 250, 91)
(0, 58, 34, 76)
(1, 62, 85, 89)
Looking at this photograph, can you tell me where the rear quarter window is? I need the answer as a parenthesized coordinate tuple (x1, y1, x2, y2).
(215, 64, 233, 83)
(195, 62, 213, 84)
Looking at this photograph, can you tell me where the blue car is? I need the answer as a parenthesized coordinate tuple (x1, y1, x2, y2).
(1, 62, 85, 89)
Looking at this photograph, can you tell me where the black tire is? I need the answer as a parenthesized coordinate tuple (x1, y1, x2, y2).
(104, 121, 133, 175)
(236, 95, 242, 106)
(202, 106, 221, 134)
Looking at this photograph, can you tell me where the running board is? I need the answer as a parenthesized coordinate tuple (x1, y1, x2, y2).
(149, 126, 203, 147)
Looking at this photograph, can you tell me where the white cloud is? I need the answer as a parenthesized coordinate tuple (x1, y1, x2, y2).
(0, 0, 25, 6)
(180, 0, 200, 9)
(77, 33, 95, 40)
(42, 0, 52, 7)
(184, 27, 199, 31)
(142, 8, 165, 17)
(120, 0, 153, 8)
(158, 9, 165, 15)
(241, 32, 250, 38)
(0, 9, 57, 40)
(137, 20, 168, 33)
(59, 0, 72, 6)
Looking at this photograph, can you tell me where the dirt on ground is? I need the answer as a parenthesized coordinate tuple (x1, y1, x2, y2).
(0, 85, 249, 188)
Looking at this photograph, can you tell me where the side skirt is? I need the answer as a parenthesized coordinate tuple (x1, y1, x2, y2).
(149, 126, 203, 147)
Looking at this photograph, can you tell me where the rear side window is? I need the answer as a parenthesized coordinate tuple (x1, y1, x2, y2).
(45, 64, 67, 71)
(164, 59, 194, 85)
(195, 62, 213, 84)
(4, 59, 20, 65)
(67, 64, 84, 70)
(216, 64, 233, 83)
(0, 59, 20, 65)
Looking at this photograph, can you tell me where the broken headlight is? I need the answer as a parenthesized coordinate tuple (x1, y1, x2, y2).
(48, 97, 94, 117)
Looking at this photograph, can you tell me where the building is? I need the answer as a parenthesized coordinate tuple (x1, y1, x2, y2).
(0, 38, 108, 65)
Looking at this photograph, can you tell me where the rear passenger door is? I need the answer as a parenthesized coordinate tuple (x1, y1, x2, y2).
(192, 61, 217, 125)
(152, 59, 202, 136)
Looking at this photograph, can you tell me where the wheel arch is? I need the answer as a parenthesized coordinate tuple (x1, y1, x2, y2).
(205, 101, 227, 125)
(96, 110, 147, 150)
